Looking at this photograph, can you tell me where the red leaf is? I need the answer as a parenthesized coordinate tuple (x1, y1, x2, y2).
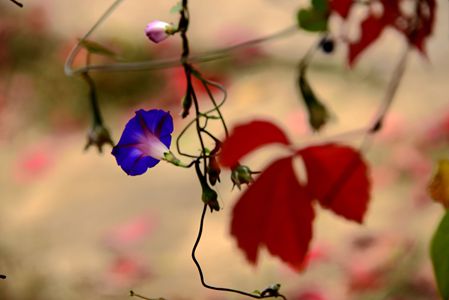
(348, 0, 402, 66)
(407, 0, 436, 55)
(297, 144, 370, 223)
(231, 157, 315, 269)
(330, 0, 353, 19)
(220, 120, 290, 168)
(348, 13, 386, 66)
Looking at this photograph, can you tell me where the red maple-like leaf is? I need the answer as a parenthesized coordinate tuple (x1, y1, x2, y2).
(224, 120, 371, 269)
(348, 0, 402, 66)
(220, 120, 290, 168)
(298, 144, 370, 223)
(230, 157, 315, 269)
(347, 0, 436, 66)
(348, 13, 387, 66)
(405, 0, 436, 55)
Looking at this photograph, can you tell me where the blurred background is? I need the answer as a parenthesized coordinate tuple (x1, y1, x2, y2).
(0, 0, 448, 299)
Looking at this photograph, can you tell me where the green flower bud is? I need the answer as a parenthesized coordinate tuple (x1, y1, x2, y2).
(260, 283, 281, 297)
(202, 183, 220, 212)
(231, 165, 256, 190)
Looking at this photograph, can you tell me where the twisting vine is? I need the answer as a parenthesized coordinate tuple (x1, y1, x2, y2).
(81, 53, 113, 152)
(63, 0, 438, 299)
(179, 2, 283, 297)
(190, 204, 288, 300)
(128, 0, 288, 298)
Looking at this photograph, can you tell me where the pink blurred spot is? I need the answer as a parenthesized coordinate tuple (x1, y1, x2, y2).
(104, 214, 156, 250)
(295, 290, 328, 300)
(13, 142, 56, 183)
(411, 176, 433, 207)
(285, 109, 309, 136)
(345, 234, 412, 293)
(104, 255, 151, 289)
(110, 256, 149, 278)
(300, 243, 330, 270)
(371, 165, 399, 188)
(419, 108, 449, 146)
(26, 6, 49, 34)
(376, 112, 407, 142)
(215, 27, 266, 66)
(348, 264, 383, 292)
(160, 67, 229, 110)
(391, 145, 432, 178)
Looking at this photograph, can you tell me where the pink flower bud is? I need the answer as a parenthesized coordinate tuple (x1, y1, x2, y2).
(145, 21, 174, 44)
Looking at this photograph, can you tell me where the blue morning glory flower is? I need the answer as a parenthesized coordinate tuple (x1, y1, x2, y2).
(112, 109, 174, 176)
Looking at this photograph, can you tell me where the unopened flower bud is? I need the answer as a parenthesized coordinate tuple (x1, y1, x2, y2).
(202, 183, 220, 212)
(145, 20, 177, 44)
(207, 142, 222, 186)
(208, 156, 221, 186)
(231, 165, 256, 190)
(260, 284, 281, 297)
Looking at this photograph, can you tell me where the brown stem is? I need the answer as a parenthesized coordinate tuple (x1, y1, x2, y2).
(9, 0, 23, 7)
(191, 204, 287, 300)
(368, 47, 409, 134)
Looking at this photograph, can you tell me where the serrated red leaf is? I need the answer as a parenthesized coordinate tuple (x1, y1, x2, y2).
(348, 0, 435, 65)
(348, 13, 386, 66)
(330, 0, 353, 19)
(220, 120, 290, 168)
(348, 0, 401, 66)
(230, 157, 315, 269)
(297, 144, 370, 223)
(406, 0, 436, 55)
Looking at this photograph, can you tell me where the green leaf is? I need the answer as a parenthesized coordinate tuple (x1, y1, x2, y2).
(312, 0, 329, 12)
(297, 8, 328, 32)
(431, 210, 449, 300)
(78, 39, 116, 57)
(297, 68, 329, 131)
(170, 1, 183, 13)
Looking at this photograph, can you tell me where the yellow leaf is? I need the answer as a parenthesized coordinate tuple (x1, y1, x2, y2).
(428, 160, 449, 209)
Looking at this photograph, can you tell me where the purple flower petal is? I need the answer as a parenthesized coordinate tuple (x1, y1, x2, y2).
(112, 109, 174, 176)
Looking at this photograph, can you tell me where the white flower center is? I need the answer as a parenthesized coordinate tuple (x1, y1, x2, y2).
(137, 133, 169, 160)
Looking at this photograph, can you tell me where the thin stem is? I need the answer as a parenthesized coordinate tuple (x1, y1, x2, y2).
(130, 290, 165, 300)
(178, 0, 208, 175)
(65, 24, 298, 75)
(176, 100, 228, 159)
(201, 128, 220, 143)
(81, 72, 104, 126)
(64, 0, 125, 76)
(162, 153, 197, 168)
(179, 0, 190, 61)
(9, 0, 23, 7)
(176, 118, 200, 158)
(298, 39, 320, 71)
(191, 84, 208, 175)
(193, 72, 229, 138)
(82, 52, 105, 126)
(368, 46, 409, 134)
(192, 204, 287, 300)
